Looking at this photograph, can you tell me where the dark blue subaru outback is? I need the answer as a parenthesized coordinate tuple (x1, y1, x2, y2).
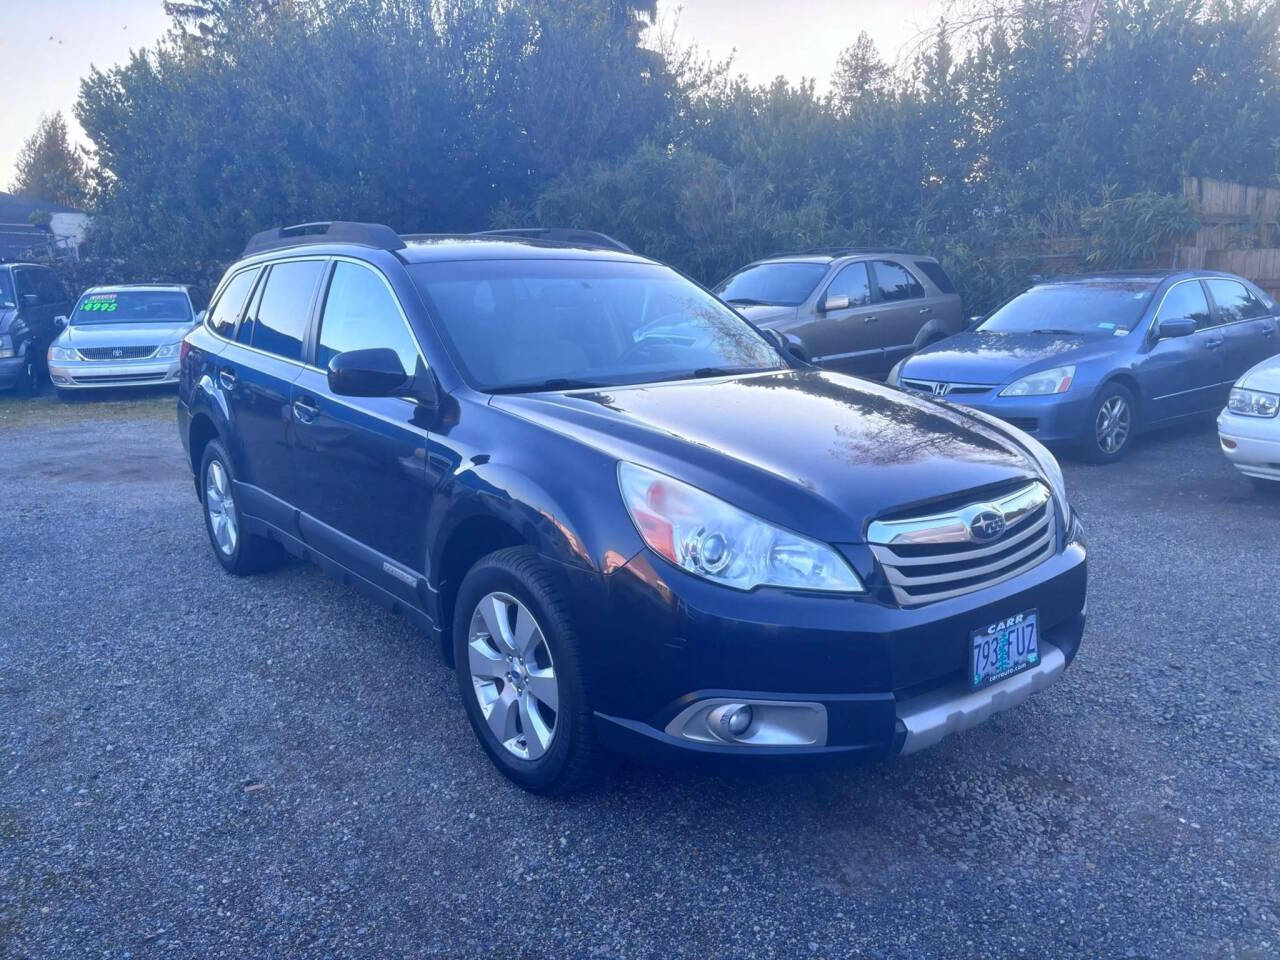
(178, 222, 1087, 794)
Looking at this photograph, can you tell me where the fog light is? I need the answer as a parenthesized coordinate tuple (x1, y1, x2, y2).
(1221, 437, 1238, 450)
(721, 704, 753, 738)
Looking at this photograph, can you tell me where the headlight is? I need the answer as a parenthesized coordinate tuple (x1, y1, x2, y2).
(49, 344, 77, 362)
(1000, 365, 1075, 397)
(1228, 387, 1279, 418)
(618, 462, 864, 593)
(0, 335, 14, 359)
(154, 342, 182, 359)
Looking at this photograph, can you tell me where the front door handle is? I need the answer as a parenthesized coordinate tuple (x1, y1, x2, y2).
(292, 396, 319, 424)
(1205, 338, 1224, 351)
(218, 368, 237, 390)
(919, 306, 933, 315)
(863, 315, 880, 324)
(1263, 325, 1276, 338)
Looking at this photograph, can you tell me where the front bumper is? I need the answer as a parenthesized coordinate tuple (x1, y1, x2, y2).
(582, 520, 1087, 769)
(899, 384, 1091, 446)
(0, 355, 24, 390)
(1218, 409, 1280, 480)
(49, 357, 181, 389)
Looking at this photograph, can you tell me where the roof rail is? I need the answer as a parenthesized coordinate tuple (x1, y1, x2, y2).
(471, 227, 634, 254)
(242, 221, 405, 257)
(765, 246, 915, 259)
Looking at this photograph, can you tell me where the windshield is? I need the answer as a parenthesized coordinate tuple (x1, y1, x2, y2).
(0, 271, 13, 309)
(714, 262, 828, 307)
(72, 290, 192, 325)
(980, 281, 1159, 335)
(409, 259, 784, 392)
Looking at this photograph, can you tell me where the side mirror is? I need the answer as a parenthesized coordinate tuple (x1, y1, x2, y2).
(820, 294, 851, 313)
(763, 328, 809, 364)
(54, 315, 68, 329)
(965, 315, 985, 331)
(327, 348, 410, 398)
(1155, 317, 1197, 340)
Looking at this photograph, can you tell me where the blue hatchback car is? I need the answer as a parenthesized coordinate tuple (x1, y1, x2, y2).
(889, 271, 1280, 461)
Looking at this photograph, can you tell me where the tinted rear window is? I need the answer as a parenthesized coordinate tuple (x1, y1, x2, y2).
(914, 260, 956, 294)
(246, 260, 326, 361)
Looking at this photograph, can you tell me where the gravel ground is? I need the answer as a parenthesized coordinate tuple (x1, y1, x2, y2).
(1, 389, 1278, 960)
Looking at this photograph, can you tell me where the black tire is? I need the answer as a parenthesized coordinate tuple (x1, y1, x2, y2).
(452, 547, 605, 795)
(198, 439, 283, 575)
(1078, 382, 1138, 463)
(14, 355, 40, 397)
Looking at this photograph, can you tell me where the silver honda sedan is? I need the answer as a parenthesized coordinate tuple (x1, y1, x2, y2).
(48, 285, 200, 395)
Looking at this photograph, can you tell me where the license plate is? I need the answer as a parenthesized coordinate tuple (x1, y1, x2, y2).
(970, 610, 1039, 689)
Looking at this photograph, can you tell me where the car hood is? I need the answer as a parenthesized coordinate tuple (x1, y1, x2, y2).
(492, 368, 1042, 543)
(733, 304, 799, 326)
(1239, 354, 1280, 393)
(62, 321, 194, 347)
(901, 330, 1119, 384)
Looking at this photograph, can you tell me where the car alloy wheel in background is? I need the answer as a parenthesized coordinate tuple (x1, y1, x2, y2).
(1082, 383, 1137, 463)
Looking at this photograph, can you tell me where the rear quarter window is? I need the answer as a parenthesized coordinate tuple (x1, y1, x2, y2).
(914, 260, 956, 294)
(205, 267, 261, 338)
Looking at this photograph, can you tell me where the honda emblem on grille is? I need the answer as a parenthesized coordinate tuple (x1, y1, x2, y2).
(931, 381, 951, 397)
(967, 507, 1006, 543)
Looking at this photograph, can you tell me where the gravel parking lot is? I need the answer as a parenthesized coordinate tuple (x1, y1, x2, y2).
(2, 389, 1278, 959)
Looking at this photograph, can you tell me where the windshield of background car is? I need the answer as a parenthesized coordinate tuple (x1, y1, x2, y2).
(979, 281, 1160, 335)
(714, 262, 829, 307)
(71, 290, 193, 325)
(0, 271, 13, 308)
(409, 259, 784, 392)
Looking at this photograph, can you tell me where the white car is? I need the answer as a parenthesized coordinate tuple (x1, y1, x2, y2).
(1218, 354, 1280, 491)
(47, 284, 200, 395)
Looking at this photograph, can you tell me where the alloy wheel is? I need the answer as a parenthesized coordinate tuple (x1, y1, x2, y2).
(205, 459, 239, 556)
(1095, 395, 1131, 454)
(467, 591, 559, 761)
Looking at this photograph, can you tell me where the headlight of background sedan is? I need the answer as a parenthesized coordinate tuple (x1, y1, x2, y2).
(154, 342, 182, 359)
(618, 462, 864, 593)
(0, 334, 16, 359)
(1000, 365, 1075, 397)
(48, 344, 77, 362)
(1228, 387, 1279, 418)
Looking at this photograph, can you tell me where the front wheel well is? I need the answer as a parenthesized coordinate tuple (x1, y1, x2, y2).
(1096, 373, 1141, 414)
(434, 515, 530, 667)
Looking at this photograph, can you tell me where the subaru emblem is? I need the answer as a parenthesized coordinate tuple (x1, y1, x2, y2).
(967, 507, 1006, 543)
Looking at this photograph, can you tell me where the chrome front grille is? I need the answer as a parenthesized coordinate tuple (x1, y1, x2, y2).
(868, 482, 1057, 606)
(901, 378, 993, 399)
(77, 345, 158, 361)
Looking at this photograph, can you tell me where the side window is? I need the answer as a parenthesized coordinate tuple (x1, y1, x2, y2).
(825, 262, 872, 307)
(1205, 278, 1269, 324)
(205, 267, 260, 338)
(914, 260, 956, 294)
(872, 261, 924, 302)
(246, 259, 327, 361)
(317, 261, 421, 374)
(12, 269, 32, 302)
(1156, 281, 1213, 330)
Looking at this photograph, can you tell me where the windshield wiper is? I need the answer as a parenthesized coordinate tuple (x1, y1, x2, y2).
(724, 297, 775, 306)
(493, 377, 606, 394)
(1030, 328, 1077, 335)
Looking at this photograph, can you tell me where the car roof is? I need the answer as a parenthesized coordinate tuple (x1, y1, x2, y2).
(398, 234, 649, 265)
(1039, 270, 1246, 286)
(82, 284, 191, 294)
(741, 249, 934, 268)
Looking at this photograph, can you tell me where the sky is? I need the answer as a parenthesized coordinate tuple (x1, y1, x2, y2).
(0, 0, 943, 192)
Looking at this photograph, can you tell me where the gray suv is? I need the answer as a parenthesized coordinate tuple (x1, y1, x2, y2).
(715, 249, 964, 379)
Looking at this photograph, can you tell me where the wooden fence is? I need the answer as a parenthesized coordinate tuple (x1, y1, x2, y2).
(1175, 176, 1280, 298)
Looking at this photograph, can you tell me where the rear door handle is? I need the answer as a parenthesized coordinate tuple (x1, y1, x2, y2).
(218, 368, 237, 390)
(1263, 325, 1276, 338)
(918, 307, 933, 315)
(292, 396, 319, 424)
(863, 315, 879, 323)
(1205, 338, 1224, 350)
